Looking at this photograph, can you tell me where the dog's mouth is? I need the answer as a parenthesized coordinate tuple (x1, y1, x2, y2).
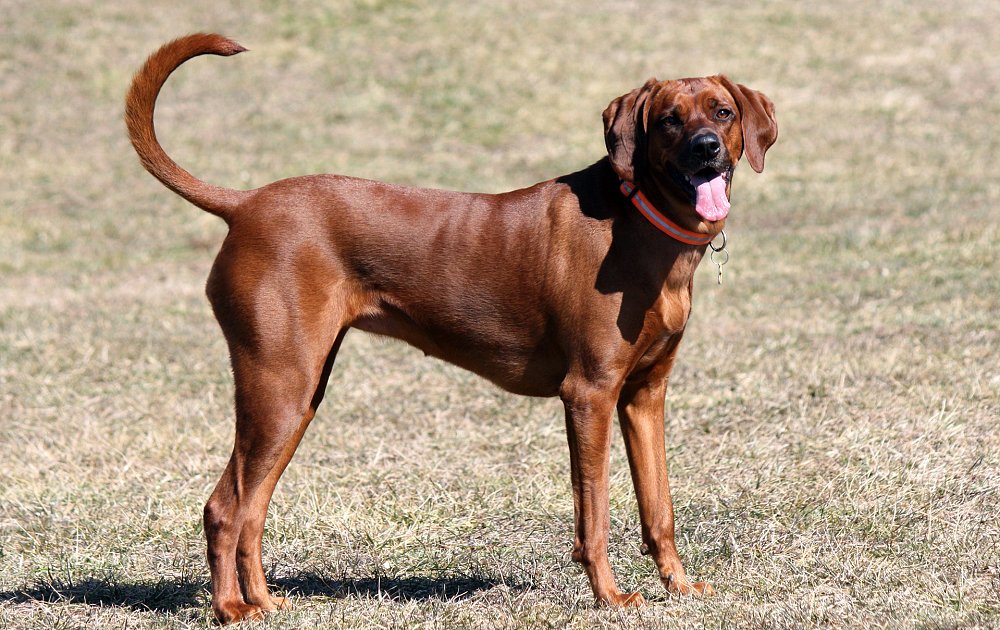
(667, 164, 733, 222)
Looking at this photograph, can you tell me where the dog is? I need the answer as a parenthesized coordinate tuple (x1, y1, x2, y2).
(125, 33, 776, 623)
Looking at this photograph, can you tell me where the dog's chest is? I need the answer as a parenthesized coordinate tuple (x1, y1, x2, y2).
(653, 286, 693, 335)
(626, 289, 692, 374)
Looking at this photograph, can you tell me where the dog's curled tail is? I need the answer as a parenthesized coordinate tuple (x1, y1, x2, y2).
(125, 33, 250, 221)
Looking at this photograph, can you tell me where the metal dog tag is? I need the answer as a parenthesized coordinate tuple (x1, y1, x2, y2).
(709, 231, 728, 286)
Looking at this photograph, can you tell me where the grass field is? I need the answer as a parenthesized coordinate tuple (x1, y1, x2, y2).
(2, 0, 998, 627)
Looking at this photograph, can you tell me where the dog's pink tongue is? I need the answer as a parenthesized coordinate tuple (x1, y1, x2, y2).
(691, 172, 730, 221)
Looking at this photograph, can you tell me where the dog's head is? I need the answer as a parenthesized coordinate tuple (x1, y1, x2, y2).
(603, 76, 777, 223)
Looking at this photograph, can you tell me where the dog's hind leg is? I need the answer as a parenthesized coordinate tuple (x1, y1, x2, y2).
(204, 305, 347, 623)
(233, 329, 348, 613)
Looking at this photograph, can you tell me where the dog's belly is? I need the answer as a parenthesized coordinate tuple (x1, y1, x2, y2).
(352, 303, 566, 398)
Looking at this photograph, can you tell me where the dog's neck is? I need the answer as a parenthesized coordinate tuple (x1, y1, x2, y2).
(561, 160, 713, 292)
(564, 161, 706, 297)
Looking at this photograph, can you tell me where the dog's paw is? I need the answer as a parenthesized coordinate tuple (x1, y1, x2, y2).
(661, 574, 714, 597)
(242, 594, 292, 615)
(213, 600, 266, 624)
(598, 590, 647, 607)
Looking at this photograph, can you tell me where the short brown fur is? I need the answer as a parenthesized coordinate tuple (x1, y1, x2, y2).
(125, 34, 777, 623)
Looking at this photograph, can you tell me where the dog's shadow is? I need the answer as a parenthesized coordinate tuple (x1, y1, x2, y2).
(275, 572, 519, 602)
(0, 572, 520, 614)
(0, 576, 206, 614)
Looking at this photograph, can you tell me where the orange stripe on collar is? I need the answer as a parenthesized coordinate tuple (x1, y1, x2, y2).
(619, 180, 715, 246)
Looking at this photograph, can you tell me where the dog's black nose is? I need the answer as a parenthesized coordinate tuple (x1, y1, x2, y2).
(690, 134, 721, 160)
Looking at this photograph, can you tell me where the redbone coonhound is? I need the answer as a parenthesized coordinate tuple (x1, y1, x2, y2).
(125, 34, 777, 623)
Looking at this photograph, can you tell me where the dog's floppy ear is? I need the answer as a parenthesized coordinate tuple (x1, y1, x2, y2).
(603, 79, 659, 183)
(717, 76, 777, 173)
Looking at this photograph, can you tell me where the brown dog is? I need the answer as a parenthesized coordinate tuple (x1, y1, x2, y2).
(125, 34, 776, 623)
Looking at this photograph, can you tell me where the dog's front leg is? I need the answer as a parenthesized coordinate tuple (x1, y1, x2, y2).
(561, 378, 645, 607)
(617, 373, 714, 597)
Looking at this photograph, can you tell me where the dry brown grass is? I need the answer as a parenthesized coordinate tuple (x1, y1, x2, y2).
(1, 0, 998, 628)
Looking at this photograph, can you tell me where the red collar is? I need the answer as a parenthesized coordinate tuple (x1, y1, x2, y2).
(619, 180, 715, 246)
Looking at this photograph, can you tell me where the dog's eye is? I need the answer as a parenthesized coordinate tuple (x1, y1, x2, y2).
(659, 113, 682, 127)
(716, 108, 733, 121)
